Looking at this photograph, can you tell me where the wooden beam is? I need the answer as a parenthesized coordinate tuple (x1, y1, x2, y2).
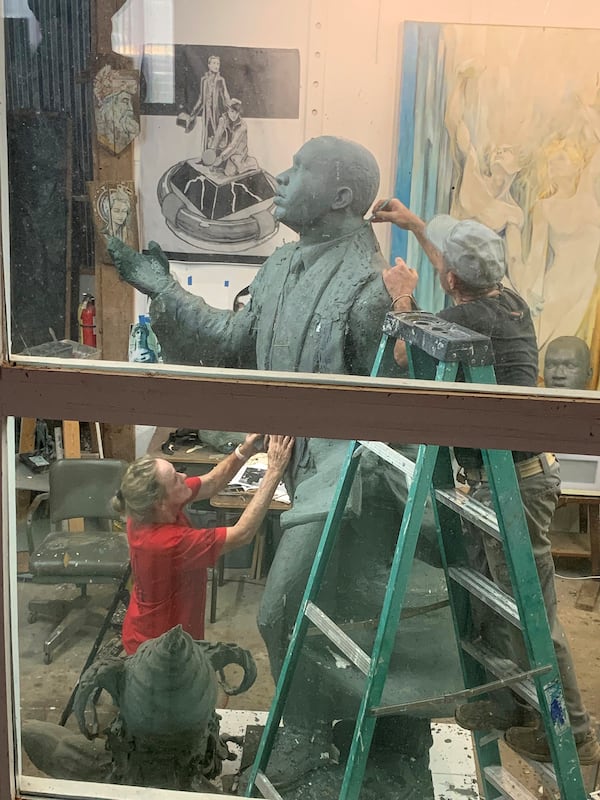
(2, 365, 600, 456)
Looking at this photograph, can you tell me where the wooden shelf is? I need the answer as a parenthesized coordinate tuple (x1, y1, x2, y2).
(551, 531, 591, 559)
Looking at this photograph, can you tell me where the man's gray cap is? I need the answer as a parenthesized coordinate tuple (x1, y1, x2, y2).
(425, 215, 506, 288)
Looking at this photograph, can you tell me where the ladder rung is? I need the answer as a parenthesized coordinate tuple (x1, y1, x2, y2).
(520, 756, 557, 789)
(484, 765, 539, 800)
(448, 566, 521, 628)
(356, 440, 415, 479)
(461, 639, 539, 710)
(254, 770, 284, 799)
(304, 602, 371, 675)
(369, 663, 551, 717)
(435, 487, 501, 541)
(355, 450, 504, 548)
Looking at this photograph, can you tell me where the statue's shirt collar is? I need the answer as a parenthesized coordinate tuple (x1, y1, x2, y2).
(292, 223, 371, 272)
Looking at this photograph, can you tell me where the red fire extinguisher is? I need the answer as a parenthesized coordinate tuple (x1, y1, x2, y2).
(78, 293, 97, 347)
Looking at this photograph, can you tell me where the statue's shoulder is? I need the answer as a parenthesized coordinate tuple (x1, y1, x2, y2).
(264, 241, 296, 263)
(252, 242, 294, 280)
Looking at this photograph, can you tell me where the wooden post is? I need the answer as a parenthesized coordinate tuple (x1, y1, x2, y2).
(90, 0, 136, 462)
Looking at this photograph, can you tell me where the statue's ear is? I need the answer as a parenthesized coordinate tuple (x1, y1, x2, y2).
(331, 186, 353, 211)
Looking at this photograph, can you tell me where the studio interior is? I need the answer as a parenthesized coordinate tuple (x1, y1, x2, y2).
(2, 2, 600, 800)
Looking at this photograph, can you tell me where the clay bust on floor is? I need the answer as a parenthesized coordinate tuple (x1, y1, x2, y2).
(108, 136, 464, 793)
(22, 626, 256, 791)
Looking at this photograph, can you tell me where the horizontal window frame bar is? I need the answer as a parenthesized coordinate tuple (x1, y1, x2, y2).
(1, 363, 600, 454)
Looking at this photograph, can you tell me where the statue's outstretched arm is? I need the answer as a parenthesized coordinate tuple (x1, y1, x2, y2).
(108, 237, 256, 368)
(108, 237, 174, 297)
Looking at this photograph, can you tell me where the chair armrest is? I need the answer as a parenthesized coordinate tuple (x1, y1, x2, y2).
(26, 492, 49, 555)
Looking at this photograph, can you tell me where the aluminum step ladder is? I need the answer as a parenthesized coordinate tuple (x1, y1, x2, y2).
(245, 310, 588, 800)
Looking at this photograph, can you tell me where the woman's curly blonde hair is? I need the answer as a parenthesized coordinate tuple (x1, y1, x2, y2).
(112, 456, 167, 524)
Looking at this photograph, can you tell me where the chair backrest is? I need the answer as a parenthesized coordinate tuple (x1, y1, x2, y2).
(48, 458, 126, 523)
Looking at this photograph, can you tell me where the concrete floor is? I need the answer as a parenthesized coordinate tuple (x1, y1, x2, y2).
(15, 561, 600, 797)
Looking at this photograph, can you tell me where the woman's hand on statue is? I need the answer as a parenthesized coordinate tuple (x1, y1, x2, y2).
(108, 238, 174, 298)
(265, 435, 295, 476)
(383, 257, 419, 300)
(239, 433, 265, 459)
(370, 198, 425, 234)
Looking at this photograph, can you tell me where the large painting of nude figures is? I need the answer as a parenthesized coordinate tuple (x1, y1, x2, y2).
(394, 22, 600, 389)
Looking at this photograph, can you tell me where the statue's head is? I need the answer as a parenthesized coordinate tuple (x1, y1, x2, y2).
(273, 136, 380, 234)
(544, 336, 592, 390)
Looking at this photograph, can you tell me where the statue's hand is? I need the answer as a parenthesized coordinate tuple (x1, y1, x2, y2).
(107, 237, 174, 298)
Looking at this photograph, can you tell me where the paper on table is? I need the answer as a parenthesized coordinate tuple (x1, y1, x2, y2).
(228, 453, 290, 504)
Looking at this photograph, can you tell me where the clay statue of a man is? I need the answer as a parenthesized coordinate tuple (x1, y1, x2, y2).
(108, 137, 461, 794)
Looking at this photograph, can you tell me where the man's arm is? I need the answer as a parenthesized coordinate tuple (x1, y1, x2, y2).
(382, 258, 419, 368)
(372, 199, 445, 277)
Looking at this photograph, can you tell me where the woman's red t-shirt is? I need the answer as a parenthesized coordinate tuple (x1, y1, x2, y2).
(122, 476, 227, 654)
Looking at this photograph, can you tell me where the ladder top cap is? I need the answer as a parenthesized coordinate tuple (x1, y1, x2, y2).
(383, 311, 495, 366)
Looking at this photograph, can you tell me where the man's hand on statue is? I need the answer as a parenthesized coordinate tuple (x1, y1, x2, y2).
(107, 237, 174, 299)
(383, 257, 419, 301)
(370, 198, 425, 234)
(265, 435, 295, 476)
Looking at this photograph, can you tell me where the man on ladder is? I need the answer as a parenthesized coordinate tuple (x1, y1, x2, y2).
(372, 199, 600, 764)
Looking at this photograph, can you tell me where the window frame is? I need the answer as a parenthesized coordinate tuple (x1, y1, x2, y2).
(1, 363, 600, 799)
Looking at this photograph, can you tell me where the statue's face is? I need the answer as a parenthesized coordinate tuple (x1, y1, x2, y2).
(544, 341, 590, 389)
(273, 141, 336, 232)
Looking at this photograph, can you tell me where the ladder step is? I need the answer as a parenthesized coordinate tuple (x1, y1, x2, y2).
(520, 757, 557, 790)
(461, 639, 539, 710)
(356, 448, 503, 547)
(254, 771, 284, 799)
(448, 566, 521, 628)
(356, 440, 415, 479)
(484, 765, 539, 800)
(369, 663, 551, 718)
(304, 601, 371, 675)
(435, 487, 501, 541)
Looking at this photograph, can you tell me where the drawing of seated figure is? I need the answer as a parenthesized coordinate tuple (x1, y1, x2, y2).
(210, 98, 258, 177)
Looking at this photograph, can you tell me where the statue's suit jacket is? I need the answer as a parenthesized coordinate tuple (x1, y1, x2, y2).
(150, 223, 401, 527)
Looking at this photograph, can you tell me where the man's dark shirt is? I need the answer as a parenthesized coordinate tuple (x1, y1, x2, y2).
(437, 286, 538, 468)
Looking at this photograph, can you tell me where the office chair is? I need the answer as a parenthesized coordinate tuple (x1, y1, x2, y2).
(26, 458, 130, 664)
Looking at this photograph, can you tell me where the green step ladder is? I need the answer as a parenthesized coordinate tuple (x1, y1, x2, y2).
(245, 310, 588, 800)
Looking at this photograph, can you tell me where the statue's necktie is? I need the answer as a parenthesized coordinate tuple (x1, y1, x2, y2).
(286, 249, 305, 293)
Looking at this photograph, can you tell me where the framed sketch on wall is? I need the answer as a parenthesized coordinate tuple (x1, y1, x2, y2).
(140, 44, 301, 258)
(394, 22, 600, 385)
(93, 65, 141, 156)
(88, 181, 139, 265)
(111, 0, 311, 262)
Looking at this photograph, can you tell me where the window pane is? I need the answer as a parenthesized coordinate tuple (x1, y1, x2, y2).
(11, 416, 600, 797)
(4, 5, 600, 397)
